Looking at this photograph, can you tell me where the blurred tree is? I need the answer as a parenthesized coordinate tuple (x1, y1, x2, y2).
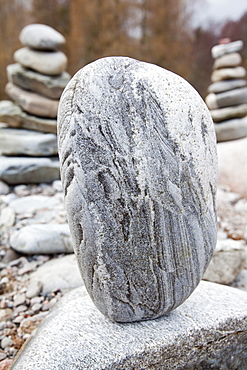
(2, 0, 237, 101)
(189, 24, 219, 98)
(68, 0, 197, 81)
(68, 0, 135, 74)
(134, 0, 195, 80)
(29, 0, 70, 37)
(0, 0, 29, 99)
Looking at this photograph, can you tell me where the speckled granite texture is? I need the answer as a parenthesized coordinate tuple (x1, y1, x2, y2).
(11, 282, 247, 370)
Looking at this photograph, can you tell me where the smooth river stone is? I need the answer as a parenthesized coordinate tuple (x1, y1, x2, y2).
(5, 82, 59, 118)
(208, 79, 247, 94)
(7, 63, 71, 99)
(205, 87, 247, 110)
(211, 66, 246, 83)
(0, 127, 57, 156)
(0, 156, 60, 184)
(211, 40, 243, 59)
(19, 24, 66, 50)
(58, 56, 217, 323)
(210, 103, 247, 122)
(0, 100, 57, 134)
(14, 47, 67, 76)
(214, 117, 247, 142)
(213, 52, 242, 70)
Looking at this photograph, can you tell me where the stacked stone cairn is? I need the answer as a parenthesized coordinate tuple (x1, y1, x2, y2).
(0, 24, 71, 185)
(205, 39, 247, 142)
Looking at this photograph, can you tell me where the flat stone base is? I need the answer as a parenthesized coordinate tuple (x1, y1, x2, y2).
(12, 281, 247, 370)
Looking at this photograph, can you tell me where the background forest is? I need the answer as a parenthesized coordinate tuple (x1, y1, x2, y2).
(0, 0, 247, 101)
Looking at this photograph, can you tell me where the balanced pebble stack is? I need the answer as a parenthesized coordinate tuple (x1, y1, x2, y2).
(0, 24, 71, 185)
(206, 39, 247, 142)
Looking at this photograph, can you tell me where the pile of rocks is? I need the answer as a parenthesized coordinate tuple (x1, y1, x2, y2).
(206, 39, 247, 142)
(0, 180, 82, 367)
(0, 24, 71, 185)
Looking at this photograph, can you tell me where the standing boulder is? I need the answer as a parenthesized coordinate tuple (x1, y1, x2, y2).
(58, 57, 217, 322)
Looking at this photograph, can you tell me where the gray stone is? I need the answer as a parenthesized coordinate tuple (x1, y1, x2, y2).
(217, 136, 247, 197)
(18, 112, 57, 133)
(0, 100, 57, 133)
(0, 353, 6, 361)
(232, 269, 247, 292)
(58, 57, 217, 322)
(211, 66, 246, 82)
(0, 127, 57, 156)
(203, 239, 246, 284)
(1, 337, 14, 349)
(0, 308, 12, 322)
(52, 179, 63, 192)
(10, 224, 73, 254)
(235, 198, 247, 213)
(0, 100, 23, 127)
(0, 180, 10, 195)
(7, 63, 70, 99)
(20, 24, 66, 50)
(208, 79, 247, 94)
(211, 40, 244, 59)
(13, 293, 26, 307)
(213, 52, 242, 69)
(6, 82, 59, 118)
(206, 87, 247, 109)
(31, 303, 42, 313)
(9, 194, 61, 214)
(11, 282, 247, 370)
(2, 249, 21, 264)
(0, 156, 60, 185)
(210, 103, 247, 122)
(30, 254, 82, 295)
(14, 47, 68, 76)
(0, 206, 15, 227)
(215, 117, 247, 142)
(14, 304, 28, 314)
(26, 280, 43, 299)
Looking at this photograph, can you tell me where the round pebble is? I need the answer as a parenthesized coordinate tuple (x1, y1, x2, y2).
(0, 352, 7, 360)
(1, 337, 14, 349)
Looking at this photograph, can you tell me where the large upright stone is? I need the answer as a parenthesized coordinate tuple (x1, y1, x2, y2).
(58, 57, 217, 323)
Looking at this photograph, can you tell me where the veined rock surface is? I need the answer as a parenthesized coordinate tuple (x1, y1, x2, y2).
(58, 57, 217, 322)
